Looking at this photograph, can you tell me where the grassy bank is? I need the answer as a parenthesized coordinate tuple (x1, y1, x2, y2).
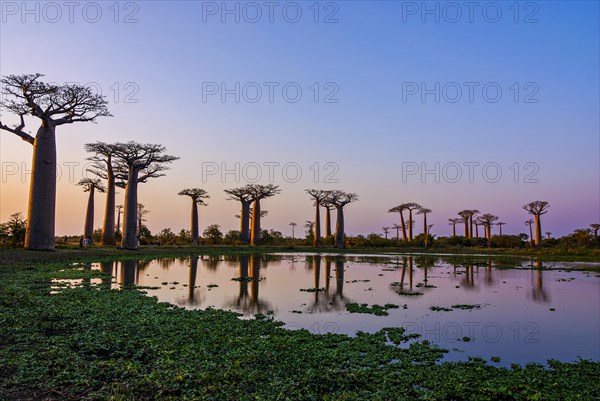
(1, 250, 599, 400)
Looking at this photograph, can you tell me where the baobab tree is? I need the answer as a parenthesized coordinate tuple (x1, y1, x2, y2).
(115, 205, 123, 233)
(85, 142, 120, 245)
(246, 184, 281, 246)
(0, 74, 111, 250)
(416, 207, 431, 247)
(402, 203, 421, 241)
(289, 222, 297, 239)
(477, 213, 498, 248)
(323, 203, 334, 237)
(497, 222, 506, 236)
(448, 218, 461, 237)
(545, 232, 552, 239)
(136, 204, 149, 238)
(392, 223, 401, 241)
(589, 224, 599, 239)
(306, 189, 330, 247)
(382, 226, 390, 239)
(112, 142, 178, 249)
(326, 190, 358, 249)
(178, 188, 209, 245)
(523, 201, 550, 248)
(77, 178, 105, 245)
(458, 209, 478, 238)
(225, 186, 254, 244)
(525, 219, 534, 247)
(305, 221, 314, 237)
(388, 205, 408, 241)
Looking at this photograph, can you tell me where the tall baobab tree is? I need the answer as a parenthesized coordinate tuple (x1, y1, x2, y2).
(416, 207, 431, 247)
(496, 222, 506, 236)
(77, 178, 105, 244)
(458, 209, 478, 238)
(448, 218, 461, 237)
(115, 205, 123, 233)
(469, 210, 480, 238)
(477, 213, 498, 248)
(523, 201, 550, 248)
(112, 142, 178, 249)
(178, 188, 209, 245)
(589, 224, 599, 239)
(85, 142, 120, 245)
(388, 205, 408, 242)
(403, 203, 421, 241)
(323, 203, 334, 237)
(0, 74, 111, 250)
(525, 219, 534, 247)
(392, 223, 401, 241)
(326, 190, 358, 249)
(306, 189, 330, 247)
(225, 186, 254, 244)
(247, 184, 281, 246)
(382, 226, 390, 239)
(289, 222, 297, 239)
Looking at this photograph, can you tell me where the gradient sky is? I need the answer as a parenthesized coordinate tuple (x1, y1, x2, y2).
(1, 1, 598, 237)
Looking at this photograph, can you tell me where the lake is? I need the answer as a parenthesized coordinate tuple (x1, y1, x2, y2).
(55, 253, 600, 366)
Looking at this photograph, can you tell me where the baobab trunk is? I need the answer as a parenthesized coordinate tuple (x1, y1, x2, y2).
(325, 207, 331, 237)
(25, 125, 56, 250)
(399, 211, 407, 241)
(101, 162, 116, 245)
(116, 208, 122, 233)
(84, 187, 95, 244)
(250, 200, 261, 246)
(314, 204, 321, 247)
(408, 210, 414, 241)
(475, 223, 479, 238)
(528, 223, 533, 248)
(452, 223, 456, 237)
(463, 221, 468, 237)
(334, 206, 345, 249)
(534, 214, 542, 248)
(486, 225, 491, 248)
(469, 216, 474, 239)
(122, 169, 139, 249)
(423, 213, 428, 248)
(191, 201, 199, 245)
(240, 202, 250, 244)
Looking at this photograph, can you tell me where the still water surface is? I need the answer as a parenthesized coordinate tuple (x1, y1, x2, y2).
(57, 253, 600, 365)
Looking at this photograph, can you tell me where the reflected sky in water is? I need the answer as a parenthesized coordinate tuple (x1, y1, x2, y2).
(75, 253, 600, 365)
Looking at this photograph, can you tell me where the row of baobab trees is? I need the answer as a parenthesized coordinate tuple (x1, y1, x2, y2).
(0, 74, 594, 251)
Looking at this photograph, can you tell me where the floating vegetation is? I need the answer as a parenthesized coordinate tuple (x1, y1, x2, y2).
(396, 290, 424, 296)
(346, 279, 371, 283)
(299, 288, 326, 292)
(430, 306, 452, 312)
(346, 303, 399, 316)
(416, 283, 437, 288)
(207, 284, 218, 288)
(231, 276, 253, 282)
(451, 304, 481, 310)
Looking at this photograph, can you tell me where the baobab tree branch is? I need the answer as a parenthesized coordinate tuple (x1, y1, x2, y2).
(0, 117, 35, 144)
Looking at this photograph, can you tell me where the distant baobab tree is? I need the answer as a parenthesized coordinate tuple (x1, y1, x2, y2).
(112, 142, 178, 249)
(178, 188, 209, 245)
(525, 219, 534, 247)
(392, 223, 401, 241)
(136, 204, 149, 238)
(477, 213, 498, 248)
(305, 221, 314, 236)
(289, 222, 297, 239)
(427, 224, 433, 237)
(0, 74, 111, 250)
(225, 186, 254, 244)
(474, 221, 480, 238)
(523, 201, 550, 248)
(323, 203, 334, 237)
(306, 189, 330, 247)
(416, 207, 431, 247)
(326, 190, 358, 248)
(403, 203, 421, 241)
(77, 178, 105, 245)
(85, 142, 120, 245)
(388, 204, 410, 242)
(496, 222, 506, 236)
(590, 224, 600, 239)
(246, 184, 281, 246)
(382, 226, 390, 239)
(545, 232, 552, 239)
(458, 209, 478, 238)
(448, 218, 461, 237)
(116, 205, 123, 233)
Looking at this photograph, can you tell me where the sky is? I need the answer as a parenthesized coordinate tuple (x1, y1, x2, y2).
(0, 0, 598, 237)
